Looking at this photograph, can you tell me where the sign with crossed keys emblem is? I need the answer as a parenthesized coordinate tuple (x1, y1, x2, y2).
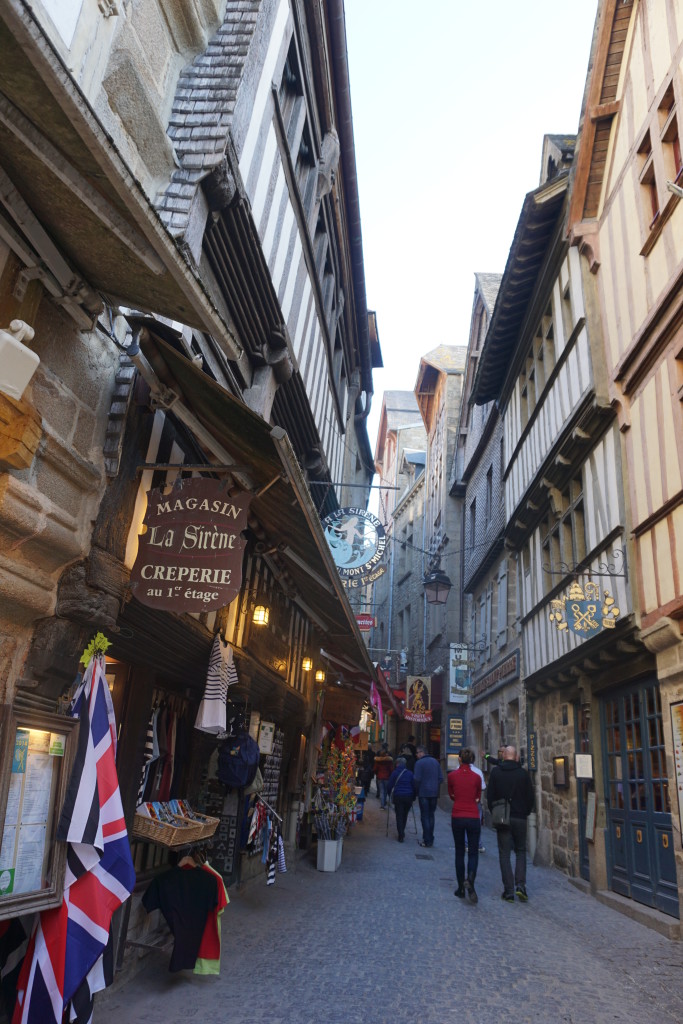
(549, 581, 620, 637)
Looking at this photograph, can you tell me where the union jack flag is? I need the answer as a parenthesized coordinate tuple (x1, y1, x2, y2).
(13, 656, 135, 1024)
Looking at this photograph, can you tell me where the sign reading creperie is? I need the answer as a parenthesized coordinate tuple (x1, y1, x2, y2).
(130, 479, 251, 612)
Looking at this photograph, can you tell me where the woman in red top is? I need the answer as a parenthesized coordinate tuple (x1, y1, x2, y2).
(447, 747, 482, 903)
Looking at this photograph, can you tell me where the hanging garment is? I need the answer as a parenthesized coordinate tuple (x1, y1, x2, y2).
(142, 867, 217, 973)
(266, 823, 278, 885)
(278, 833, 287, 874)
(194, 635, 238, 735)
(158, 710, 176, 802)
(192, 863, 229, 977)
(136, 707, 160, 807)
(146, 705, 168, 802)
(169, 712, 188, 799)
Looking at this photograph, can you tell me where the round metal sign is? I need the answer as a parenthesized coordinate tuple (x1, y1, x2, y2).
(322, 507, 387, 589)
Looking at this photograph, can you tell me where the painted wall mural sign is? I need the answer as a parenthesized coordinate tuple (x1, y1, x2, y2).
(405, 675, 432, 723)
(322, 507, 387, 589)
(130, 478, 251, 612)
(548, 580, 620, 638)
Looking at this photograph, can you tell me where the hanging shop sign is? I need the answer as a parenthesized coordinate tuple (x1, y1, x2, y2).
(446, 714, 465, 754)
(548, 581, 620, 638)
(449, 643, 470, 701)
(322, 507, 387, 589)
(130, 479, 251, 612)
(405, 675, 432, 723)
(355, 614, 376, 631)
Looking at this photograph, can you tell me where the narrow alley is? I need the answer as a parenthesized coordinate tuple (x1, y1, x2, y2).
(97, 800, 683, 1024)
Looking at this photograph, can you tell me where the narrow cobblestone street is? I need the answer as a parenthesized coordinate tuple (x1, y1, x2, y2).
(98, 799, 683, 1024)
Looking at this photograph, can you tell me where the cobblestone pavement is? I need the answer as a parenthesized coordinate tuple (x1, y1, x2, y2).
(98, 798, 683, 1024)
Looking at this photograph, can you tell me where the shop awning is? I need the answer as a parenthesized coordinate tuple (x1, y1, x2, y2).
(0, 3, 239, 353)
(131, 323, 398, 708)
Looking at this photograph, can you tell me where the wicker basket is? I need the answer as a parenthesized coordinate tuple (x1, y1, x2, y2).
(189, 812, 220, 840)
(132, 812, 204, 847)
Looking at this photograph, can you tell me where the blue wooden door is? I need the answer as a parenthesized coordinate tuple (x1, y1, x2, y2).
(601, 679, 679, 918)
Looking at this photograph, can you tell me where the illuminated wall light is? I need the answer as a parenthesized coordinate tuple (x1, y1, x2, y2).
(302, 656, 312, 672)
(252, 604, 270, 626)
(315, 669, 325, 683)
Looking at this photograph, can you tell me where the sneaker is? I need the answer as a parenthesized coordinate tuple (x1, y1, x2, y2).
(501, 891, 515, 902)
(454, 886, 466, 898)
(466, 880, 478, 904)
(478, 844, 485, 852)
(515, 885, 528, 901)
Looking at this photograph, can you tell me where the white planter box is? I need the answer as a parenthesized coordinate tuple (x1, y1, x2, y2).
(317, 838, 342, 872)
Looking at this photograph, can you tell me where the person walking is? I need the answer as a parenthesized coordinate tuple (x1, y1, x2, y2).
(457, 755, 487, 854)
(447, 748, 482, 902)
(398, 743, 415, 772)
(373, 744, 394, 809)
(387, 756, 415, 842)
(412, 745, 444, 847)
(487, 745, 535, 902)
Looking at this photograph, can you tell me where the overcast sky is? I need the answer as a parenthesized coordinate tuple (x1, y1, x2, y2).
(344, 0, 600, 453)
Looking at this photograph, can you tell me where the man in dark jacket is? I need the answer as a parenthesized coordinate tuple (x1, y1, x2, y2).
(487, 745, 535, 902)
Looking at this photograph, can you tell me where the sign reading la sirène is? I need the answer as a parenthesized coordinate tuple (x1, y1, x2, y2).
(130, 479, 251, 613)
(322, 507, 387, 589)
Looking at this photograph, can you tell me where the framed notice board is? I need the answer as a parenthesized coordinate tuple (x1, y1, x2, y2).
(0, 706, 78, 920)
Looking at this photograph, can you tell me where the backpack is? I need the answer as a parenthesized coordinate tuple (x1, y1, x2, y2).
(217, 732, 260, 788)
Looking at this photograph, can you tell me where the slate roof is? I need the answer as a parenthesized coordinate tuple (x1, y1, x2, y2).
(418, 345, 467, 374)
(155, 1, 261, 235)
(474, 273, 503, 316)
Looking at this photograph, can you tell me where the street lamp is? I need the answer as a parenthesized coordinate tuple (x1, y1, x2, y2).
(423, 556, 452, 605)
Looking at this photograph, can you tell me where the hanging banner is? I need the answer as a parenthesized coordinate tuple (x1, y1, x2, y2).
(449, 643, 471, 701)
(130, 478, 251, 612)
(405, 675, 432, 723)
(322, 507, 387, 589)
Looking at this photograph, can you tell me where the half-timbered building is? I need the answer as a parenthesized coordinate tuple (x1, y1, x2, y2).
(450, 274, 530, 804)
(0, 0, 384, 967)
(469, 131, 677, 928)
(568, 0, 683, 928)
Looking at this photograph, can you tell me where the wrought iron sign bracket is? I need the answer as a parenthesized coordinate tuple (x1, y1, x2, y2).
(541, 545, 627, 581)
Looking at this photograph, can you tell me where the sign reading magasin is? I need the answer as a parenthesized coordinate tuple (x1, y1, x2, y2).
(130, 479, 251, 613)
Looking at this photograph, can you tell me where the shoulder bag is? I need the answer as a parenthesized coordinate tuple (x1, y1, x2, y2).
(490, 797, 511, 827)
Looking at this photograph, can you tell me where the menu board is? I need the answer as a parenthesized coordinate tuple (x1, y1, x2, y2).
(0, 727, 63, 898)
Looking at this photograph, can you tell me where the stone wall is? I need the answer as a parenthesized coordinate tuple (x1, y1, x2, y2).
(0, 245, 119, 702)
(534, 689, 579, 871)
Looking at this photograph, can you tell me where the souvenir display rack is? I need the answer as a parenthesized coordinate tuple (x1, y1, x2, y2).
(261, 728, 283, 806)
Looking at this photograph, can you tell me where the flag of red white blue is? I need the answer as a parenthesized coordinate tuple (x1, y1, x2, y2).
(13, 656, 135, 1024)
(370, 679, 384, 726)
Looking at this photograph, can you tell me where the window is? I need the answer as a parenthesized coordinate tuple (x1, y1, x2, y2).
(278, 40, 304, 147)
(660, 84, 682, 186)
(639, 132, 659, 228)
(518, 302, 557, 430)
(485, 465, 493, 524)
(542, 475, 587, 577)
(638, 80, 683, 252)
